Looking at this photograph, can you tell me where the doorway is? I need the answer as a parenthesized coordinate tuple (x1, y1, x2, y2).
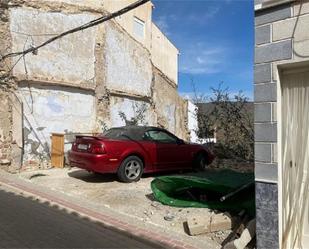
(280, 66, 309, 248)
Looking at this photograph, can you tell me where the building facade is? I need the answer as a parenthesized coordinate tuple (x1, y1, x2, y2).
(255, 0, 309, 248)
(0, 0, 192, 170)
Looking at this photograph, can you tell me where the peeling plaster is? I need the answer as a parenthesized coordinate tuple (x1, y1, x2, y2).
(17, 85, 96, 163)
(105, 22, 152, 97)
(109, 96, 156, 127)
(10, 8, 98, 85)
(2, 1, 195, 169)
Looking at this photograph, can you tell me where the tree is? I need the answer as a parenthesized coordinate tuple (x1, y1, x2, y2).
(193, 83, 254, 162)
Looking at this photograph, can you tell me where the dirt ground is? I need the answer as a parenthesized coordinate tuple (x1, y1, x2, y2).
(18, 167, 236, 247)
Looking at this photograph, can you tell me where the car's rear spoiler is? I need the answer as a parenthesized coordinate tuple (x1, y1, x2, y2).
(75, 135, 101, 140)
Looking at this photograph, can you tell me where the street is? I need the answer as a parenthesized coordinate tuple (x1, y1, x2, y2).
(0, 188, 164, 249)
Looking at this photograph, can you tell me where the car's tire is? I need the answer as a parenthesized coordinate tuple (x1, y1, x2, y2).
(193, 153, 208, 171)
(117, 156, 143, 183)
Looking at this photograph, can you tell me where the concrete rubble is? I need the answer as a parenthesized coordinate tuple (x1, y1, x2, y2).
(187, 213, 233, 236)
(18, 167, 235, 247)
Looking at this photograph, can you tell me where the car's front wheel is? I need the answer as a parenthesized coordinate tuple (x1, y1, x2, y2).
(117, 156, 143, 183)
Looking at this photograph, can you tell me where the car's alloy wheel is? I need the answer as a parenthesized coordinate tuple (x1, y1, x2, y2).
(117, 156, 143, 182)
(124, 160, 141, 180)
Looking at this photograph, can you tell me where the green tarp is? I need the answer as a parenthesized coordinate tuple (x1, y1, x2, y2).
(151, 170, 255, 217)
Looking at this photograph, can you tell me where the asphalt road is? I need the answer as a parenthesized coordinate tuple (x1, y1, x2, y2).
(0, 188, 164, 249)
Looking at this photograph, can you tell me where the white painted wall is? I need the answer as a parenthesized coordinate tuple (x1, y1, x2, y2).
(17, 86, 96, 162)
(105, 23, 152, 97)
(109, 97, 155, 127)
(151, 23, 179, 84)
(10, 8, 97, 85)
(188, 101, 199, 143)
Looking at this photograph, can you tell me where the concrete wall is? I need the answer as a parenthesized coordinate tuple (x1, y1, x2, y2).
(0, 1, 13, 169)
(0, 92, 12, 165)
(109, 97, 155, 127)
(103, 0, 153, 49)
(2, 0, 192, 169)
(17, 85, 96, 165)
(254, 0, 309, 248)
(187, 101, 199, 143)
(10, 8, 98, 87)
(151, 23, 179, 84)
(105, 22, 152, 97)
(153, 68, 188, 140)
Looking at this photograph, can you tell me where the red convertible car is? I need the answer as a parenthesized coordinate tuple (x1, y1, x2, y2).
(68, 126, 214, 182)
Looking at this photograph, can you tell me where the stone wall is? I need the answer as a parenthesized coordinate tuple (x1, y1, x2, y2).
(0, 1, 13, 169)
(254, 0, 309, 248)
(152, 68, 188, 140)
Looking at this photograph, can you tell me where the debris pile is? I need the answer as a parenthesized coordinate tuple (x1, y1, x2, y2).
(151, 169, 256, 248)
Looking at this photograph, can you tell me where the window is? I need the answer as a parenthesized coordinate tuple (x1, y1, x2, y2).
(133, 17, 145, 39)
(144, 130, 178, 144)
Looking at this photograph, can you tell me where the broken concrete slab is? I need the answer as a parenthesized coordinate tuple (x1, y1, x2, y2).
(187, 213, 232, 236)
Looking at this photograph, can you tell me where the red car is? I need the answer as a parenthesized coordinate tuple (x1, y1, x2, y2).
(68, 126, 214, 182)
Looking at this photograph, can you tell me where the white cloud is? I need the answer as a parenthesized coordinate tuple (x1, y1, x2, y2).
(179, 91, 209, 102)
(188, 6, 220, 24)
(180, 90, 253, 102)
(179, 43, 226, 75)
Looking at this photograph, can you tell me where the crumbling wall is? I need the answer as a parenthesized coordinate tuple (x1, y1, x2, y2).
(0, 92, 12, 166)
(8, 6, 99, 167)
(3, 0, 191, 170)
(17, 84, 96, 166)
(10, 8, 98, 87)
(109, 96, 156, 127)
(153, 68, 189, 140)
(0, 1, 13, 169)
(104, 22, 152, 97)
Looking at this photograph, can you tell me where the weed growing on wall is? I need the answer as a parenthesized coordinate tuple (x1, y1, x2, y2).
(118, 102, 148, 126)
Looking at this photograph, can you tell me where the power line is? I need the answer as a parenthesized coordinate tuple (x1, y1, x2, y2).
(0, 0, 150, 62)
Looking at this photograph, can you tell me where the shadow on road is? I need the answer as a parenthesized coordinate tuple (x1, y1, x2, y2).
(68, 168, 193, 183)
(68, 170, 117, 183)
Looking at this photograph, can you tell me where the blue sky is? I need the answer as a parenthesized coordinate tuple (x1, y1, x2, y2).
(152, 0, 254, 100)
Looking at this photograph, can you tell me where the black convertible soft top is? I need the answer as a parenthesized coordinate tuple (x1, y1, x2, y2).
(100, 126, 167, 141)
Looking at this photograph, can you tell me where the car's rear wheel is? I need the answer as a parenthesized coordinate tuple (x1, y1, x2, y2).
(117, 156, 143, 183)
(193, 153, 208, 171)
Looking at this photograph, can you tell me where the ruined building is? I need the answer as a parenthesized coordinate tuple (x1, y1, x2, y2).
(0, 0, 193, 170)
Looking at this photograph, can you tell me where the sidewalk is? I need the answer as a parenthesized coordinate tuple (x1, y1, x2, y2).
(0, 169, 220, 249)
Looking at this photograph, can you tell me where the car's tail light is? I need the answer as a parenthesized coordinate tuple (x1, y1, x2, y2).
(88, 144, 106, 154)
(72, 142, 78, 151)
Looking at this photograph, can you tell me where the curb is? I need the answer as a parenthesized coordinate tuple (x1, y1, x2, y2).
(0, 174, 200, 249)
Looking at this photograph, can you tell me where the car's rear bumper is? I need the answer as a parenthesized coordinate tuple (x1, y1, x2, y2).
(68, 150, 119, 173)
